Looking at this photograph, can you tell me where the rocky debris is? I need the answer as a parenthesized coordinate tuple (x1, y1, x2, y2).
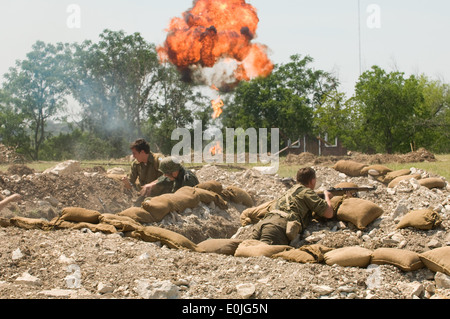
(0, 158, 449, 300)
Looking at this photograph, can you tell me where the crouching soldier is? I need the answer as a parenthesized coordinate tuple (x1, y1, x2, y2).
(251, 167, 335, 246)
(145, 156, 200, 198)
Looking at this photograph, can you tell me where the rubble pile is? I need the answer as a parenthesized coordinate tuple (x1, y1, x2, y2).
(0, 158, 449, 300)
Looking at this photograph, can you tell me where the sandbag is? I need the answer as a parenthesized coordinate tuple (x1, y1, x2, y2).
(381, 169, 412, 184)
(418, 178, 446, 189)
(195, 181, 223, 194)
(324, 246, 373, 268)
(130, 226, 202, 252)
(234, 239, 292, 258)
(141, 195, 175, 223)
(419, 247, 450, 276)
(171, 187, 200, 212)
(333, 160, 368, 177)
(48, 218, 117, 234)
(360, 165, 392, 177)
(371, 248, 424, 272)
(240, 200, 275, 226)
(194, 187, 228, 209)
(388, 174, 421, 188)
(99, 213, 143, 232)
(396, 209, 442, 230)
(272, 249, 316, 264)
(60, 207, 101, 224)
(9, 217, 50, 230)
(197, 238, 243, 256)
(337, 198, 384, 230)
(119, 206, 160, 224)
(221, 186, 254, 207)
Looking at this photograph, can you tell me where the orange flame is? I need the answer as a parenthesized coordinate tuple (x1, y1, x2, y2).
(157, 0, 273, 88)
(211, 96, 224, 119)
(210, 141, 223, 156)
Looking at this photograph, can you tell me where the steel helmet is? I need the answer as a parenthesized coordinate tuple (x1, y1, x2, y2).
(159, 157, 182, 174)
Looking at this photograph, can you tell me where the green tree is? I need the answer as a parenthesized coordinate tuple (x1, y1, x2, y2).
(0, 90, 29, 153)
(353, 66, 424, 154)
(3, 41, 70, 160)
(68, 30, 162, 156)
(222, 55, 339, 147)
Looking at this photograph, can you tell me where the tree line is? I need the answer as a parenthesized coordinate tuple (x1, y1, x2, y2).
(0, 30, 448, 162)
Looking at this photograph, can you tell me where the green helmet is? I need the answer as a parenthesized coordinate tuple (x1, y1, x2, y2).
(159, 157, 182, 174)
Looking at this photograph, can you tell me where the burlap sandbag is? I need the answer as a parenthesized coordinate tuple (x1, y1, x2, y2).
(333, 160, 368, 177)
(171, 187, 201, 212)
(234, 239, 292, 258)
(195, 181, 223, 194)
(240, 200, 275, 226)
(360, 165, 392, 177)
(99, 213, 143, 232)
(387, 174, 422, 188)
(272, 249, 316, 263)
(337, 198, 384, 230)
(119, 206, 160, 224)
(381, 169, 412, 184)
(130, 226, 202, 252)
(48, 218, 117, 234)
(396, 209, 442, 230)
(371, 248, 424, 272)
(60, 207, 101, 224)
(141, 195, 175, 223)
(194, 187, 228, 209)
(418, 178, 446, 189)
(419, 247, 450, 276)
(197, 238, 243, 256)
(221, 186, 254, 207)
(324, 246, 373, 267)
(9, 217, 50, 230)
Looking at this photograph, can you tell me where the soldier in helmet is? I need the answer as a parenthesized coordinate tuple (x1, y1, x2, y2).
(150, 156, 200, 196)
(251, 167, 335, 246)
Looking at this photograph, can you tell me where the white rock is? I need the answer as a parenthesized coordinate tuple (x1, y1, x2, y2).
(12, 248, 23, 260)
(16, 272, 42, 286)
(43, 160, 81, 176)
(134, 279, 179, 299)
(435, 272, 450, 289)
(311, 285, 334, 295)
(97, 282, 115, 294)
(236, 283, 256, 299)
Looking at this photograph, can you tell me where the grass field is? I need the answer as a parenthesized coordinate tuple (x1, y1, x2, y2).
(1, 154, 449, 181)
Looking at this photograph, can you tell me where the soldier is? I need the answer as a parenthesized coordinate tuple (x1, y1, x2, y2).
(121, 139, 164, 205)
(251, 167, 334, 246)
(149, 156, 200, 197)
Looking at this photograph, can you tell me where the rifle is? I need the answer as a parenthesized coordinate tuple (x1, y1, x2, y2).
(317, 186, 377, 198)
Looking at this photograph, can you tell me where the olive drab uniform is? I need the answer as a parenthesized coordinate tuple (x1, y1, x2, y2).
(151, 167, 200, 197)
(129, 152, 164, 191)
(252, 184, 329, 245)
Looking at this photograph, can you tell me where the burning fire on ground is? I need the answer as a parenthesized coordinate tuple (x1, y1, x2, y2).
(157, 0, 274, 90)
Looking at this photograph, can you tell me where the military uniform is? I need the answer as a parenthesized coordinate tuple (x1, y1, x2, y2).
(129, 152, 164, 191)
(151, 167, 199, 197)
(252, 184, 329, 245)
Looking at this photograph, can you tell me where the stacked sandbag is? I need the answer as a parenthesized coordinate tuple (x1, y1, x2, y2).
(195, 181, 223, 194)
(234, 240, 292, 258)
(371, 248, 424, 272)
(360, 165, 392, 177)
(388, 174, 422, 188)
(99, 213, 143, 232)
(221, 186, 254, 207)
(324, 246, 373, 268)
(118, 207, 158, 224)
(333, 160, 368, 177)
(127, 226, 203, 252)
(336, 198, 384, 230)
(419, 247, 450, 276)
(197, 238, 243, 256)
(240, 200, 275, 226)
(377, 169, 411, 184)
(273, 244, 333, 264)
(396, 209, 442, 230)
(9, 216, 51, 231)
(417, 178, 446, 189)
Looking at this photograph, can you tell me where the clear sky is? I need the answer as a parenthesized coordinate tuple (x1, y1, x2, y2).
(0, 0, 449, 98)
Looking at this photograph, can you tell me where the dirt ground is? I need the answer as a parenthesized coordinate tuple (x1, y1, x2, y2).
(0, 149, 449, 301)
